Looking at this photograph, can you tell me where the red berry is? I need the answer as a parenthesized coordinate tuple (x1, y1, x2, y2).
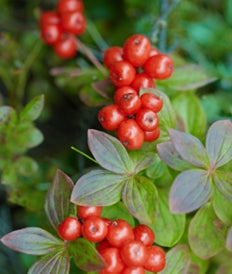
(149, 47, 160, 57)
(118, 93, 142, 115)
(143, 246, 166, 272)
(133, 224, 155, 246)
(121, 266, 145, 274)
(99, 247, 125, 274)
(57, 0, 84, 15)
(120, 240, 148, 267)
(143, 54, 174, 80)
(106, 219, 134, 248)
(40, 11, 60, 26)
(130, 73, 155, 93)
(41, 24, 62, 45)
(61, 11, 86, 35)
(144, 127, 160, 142)
(114, 86, 137, 104)
(57, 216, 81, 241)
(77, 205, 102, 220)
(117, 119, 144, 150)
(140, 93, 163, 113)
(97, 239, 111, 253)
(123, 34, 152, 67)
(53, 34, 77, 59)
(103, 46, 124, 69)
(135, 108, 159, 131)
(98, 104, 125, 131)
(110, 61, 136, 87)
(82, 217, 108, 242)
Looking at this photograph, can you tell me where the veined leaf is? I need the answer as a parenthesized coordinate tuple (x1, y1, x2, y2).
(88, 129, 133, 174)
(206, 120, 232, 168)
(71, 169, 126, 206)
(213, 170, 232, 202)
(145, 153, 168, 179)
(45, 169, 76, 231)
(20, 94, 44, 122)
(122, 175, 158, 224)
(129, 151, 156, 174)
(0, 227, 62, 255)
(169, 169, 212, 213)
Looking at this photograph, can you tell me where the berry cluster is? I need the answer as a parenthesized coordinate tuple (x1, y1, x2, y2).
(57, 205, 166, 273)
(98, 34, 174, 150)
(40, 0, 85, 59)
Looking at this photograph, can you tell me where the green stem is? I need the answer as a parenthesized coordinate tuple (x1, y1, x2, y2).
(71, 146, 98, 164)
(86, 20, 109, 50)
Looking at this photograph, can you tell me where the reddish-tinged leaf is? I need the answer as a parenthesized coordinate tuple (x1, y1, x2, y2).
(213, 171, 232, 202)
(88, 129, 133, 174)
(71, 169, 126, 206)
(129, 151, 156, 173)
(169, 129, 209, 168)
(226, 227, 232, 251)
(169, 169, 212, 213)
(157, 141, 194, 171)
(122, 175, 158, 224)
(45, 169, 75, 231)
(206, 120, 232, 168)
(91, 78, 112, 99)
(0, 227, 62, 255)
(28, 249, 70, 274)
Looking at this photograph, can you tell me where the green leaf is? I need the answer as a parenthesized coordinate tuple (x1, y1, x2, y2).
(0, 227, 62, 255)
(188, 203, 227, 259)
(145, 153, 168, 179)
(20, 94, 44, 122)
(206, 120, 232, 168)
(14, 156, 38, 176)
(79, 84, 109, 107)
(0, 106, 17, 130)
(213, 187, 232, 226)
(122, 175, 158, 224)
(160, 244, 190, 274)
(160, 64, 217, 91)
(45, 169, 76, 231)
(129, 151, 156, 174)
(169, 169, 212, 213)
(69, 238, 105, 271)
(172, 93, 207, 140)
(88, 129, 133, 174)
(151, 188, 185, 247)
(226, 227, 232, 251)
(28, 249, 70, 274)
(15, 124, 43, 148)
(157, 141, 194, 171)
(213, 170, 232, 202)
(71, 169, 126, 206)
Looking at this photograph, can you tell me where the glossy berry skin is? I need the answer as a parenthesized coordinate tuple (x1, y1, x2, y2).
(135, 108, 159, 131)
(77, 205, 102, 220)
(103, 46, 124, 69)
(123, 34, 152, 67)
(99, 247, 125, 274)
(118, 93, 142, 115)
(117, 119, 144, 150)
(130, 73, 155, 93)
(121, 266, 145, 274)
(149, 47, 160, 57)
(82, 217, 108, 242)
(120, 240, 148, 267)
(144, 127, 160, 142)
(41, 24, 62, 45)
(98, 104, 125, 131)
(40, 11, 60, 26)
(57, 0, 84, 15)
(140, 93, 163, 113)
(114, 86, 137, 104)
(143, 246, 166, 272)
(53, 34, 77, 59)
(143, 54, 174, 80)
(134, 224, 155, 246)
(61, 11, 86, 35)
(97, 239, 111, 253)
(106, 219, 134, 248)
(57, 216, 81, 241)
(110, 61, 136, 87)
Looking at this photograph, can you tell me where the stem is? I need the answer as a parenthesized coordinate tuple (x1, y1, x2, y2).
(71, 146, 98, 164)
(86, 20, 109, 50)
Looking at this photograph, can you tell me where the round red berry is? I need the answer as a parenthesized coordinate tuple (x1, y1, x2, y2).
(144, 127, 160, 142)
(110, 61, 136, 87)
(117, 119, 144, 150)
(40, 11, 60, 26)
(114, 86, 137, 104)
(123, 34, 152, 67)
(143, 54, 174, 80)
(134, 224, 155, 246)
(61, 11, 86, 35)
(118, 93, 142, 115)
(98, 104, 125, 131)
(53, 34, 77, 59)
(41, 24, 62, 45)
(143, 245, 166, 272)
(135, 108, 159, 131)
(106, 219, 134, 248)
(140, 93, 163, 113)
(57, 216, 81, 241)
(121, 266, 145, 274)
(77, 205, 102, 220)
(82, 217, 108, 242)
(103, 46, 124, 69)
(130, 73, 155, 93)
(97, 239, 111, 253)
(149, 47, 160, 57)
(120, 240, 148, 267)
(57, 0, 84, 15)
